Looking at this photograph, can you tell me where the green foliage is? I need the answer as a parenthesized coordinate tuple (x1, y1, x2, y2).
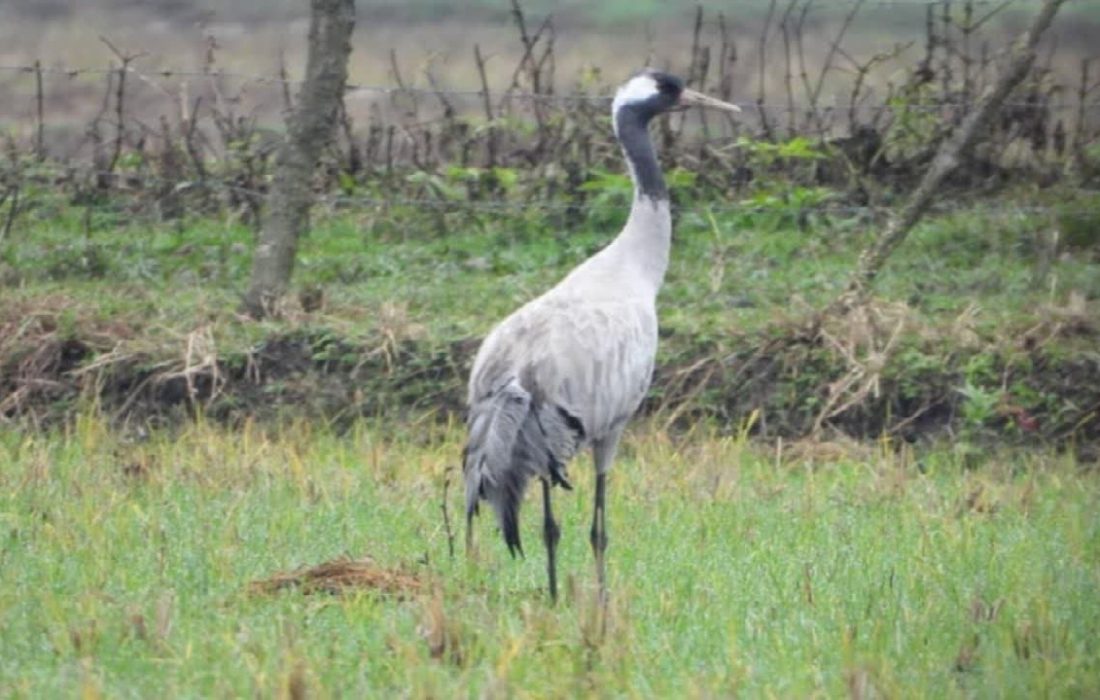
(1, 419, 1097, 696)
(665, 166, 699, 190)
(958, 380, 1005, 432)
(580, 168, 634, 199)
(884, 85, 946, 161)
(737, 135, 828, 164)
(723, 137, 838, 230)
(580, 168, 633, 228)
(956, 353, 1004, 436)
(739, 185, 837, 231)
(446, 166, 519, 190)
(406, 170, 465, 201)
(1056, 194, 1100, 253)
(893, 346, 945, 401)
(2, 190, 1099, 439)
(735, 136, 828, 176)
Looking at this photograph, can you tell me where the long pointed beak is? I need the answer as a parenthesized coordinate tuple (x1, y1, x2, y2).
(678, 88, 742, 113)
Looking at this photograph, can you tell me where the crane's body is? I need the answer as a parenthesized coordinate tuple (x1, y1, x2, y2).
(462, 70, 739, 602)
(466, 196, 670, 471)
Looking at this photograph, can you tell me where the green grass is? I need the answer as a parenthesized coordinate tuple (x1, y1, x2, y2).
(4, 190, 1098, 436)
(0, 417, 1097, 696)
(5, 193, 1099, 350)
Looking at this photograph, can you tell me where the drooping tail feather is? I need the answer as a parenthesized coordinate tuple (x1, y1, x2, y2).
(464, 378, 533, 557)
(463, 377, 585, 557)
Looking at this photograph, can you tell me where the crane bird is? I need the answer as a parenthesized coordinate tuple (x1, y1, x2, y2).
(463, 69, 740, 602)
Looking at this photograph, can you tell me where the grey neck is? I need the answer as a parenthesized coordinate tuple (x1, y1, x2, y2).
(615, 106, 667, 202)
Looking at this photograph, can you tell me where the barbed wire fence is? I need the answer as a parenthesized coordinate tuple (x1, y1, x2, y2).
(4, 63, 1100, 111)
(0, 0, 1097, 230)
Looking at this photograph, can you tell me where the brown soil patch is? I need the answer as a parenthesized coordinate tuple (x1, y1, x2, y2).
(249, 556, 426, 598)
(4, 316, 1098, 453)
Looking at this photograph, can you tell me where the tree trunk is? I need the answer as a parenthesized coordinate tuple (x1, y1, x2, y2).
(243, 0, 355, 319)
(831, 0, 1068, 312)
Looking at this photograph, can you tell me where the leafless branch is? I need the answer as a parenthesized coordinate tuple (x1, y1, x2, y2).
(756, 0, 779, 139)
(832, 0, 1071, 310)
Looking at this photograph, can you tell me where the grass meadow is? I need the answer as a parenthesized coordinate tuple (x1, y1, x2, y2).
(1, 416, 1098, 696)
(2, 3, 1100, 694)
(7, 193, 1100, 356)
(2, 139, 1099, 697)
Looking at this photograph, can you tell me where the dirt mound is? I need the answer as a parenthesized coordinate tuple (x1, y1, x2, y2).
(2, 307, 1098, 450)
(249, 556, 426, 598)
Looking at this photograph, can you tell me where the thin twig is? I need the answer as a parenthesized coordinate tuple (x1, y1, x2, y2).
(757, 0, 779, 139)
(0, 184, 19, 245)
(441, 466, 456, 561)
(809, 0, 866, 133)
(278, 50, 294, 113)
(780, 0, 800, 137)
(34, 60, 45, 161)
(473, 44, 497, 169)
(99, 37, 146, 182)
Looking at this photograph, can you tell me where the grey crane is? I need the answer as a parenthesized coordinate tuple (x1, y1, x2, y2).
(462, 69, 740, 602)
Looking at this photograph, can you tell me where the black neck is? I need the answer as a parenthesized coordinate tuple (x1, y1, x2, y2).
(615, 106, 667, 202)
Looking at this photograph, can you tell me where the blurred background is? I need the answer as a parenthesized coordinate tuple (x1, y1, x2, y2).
(3, 0, 1100, 144)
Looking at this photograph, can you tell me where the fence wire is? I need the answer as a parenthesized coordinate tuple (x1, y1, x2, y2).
(36, 168, 1094, 220)
(1, 0, 1096, 226)
(0, 63, 1096, 114)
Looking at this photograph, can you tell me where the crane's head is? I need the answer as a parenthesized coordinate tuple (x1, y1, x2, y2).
(611, 68, 741, 129)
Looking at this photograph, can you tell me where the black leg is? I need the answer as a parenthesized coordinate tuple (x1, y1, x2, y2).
(465, 510, 476, 559)
(541, 478, 561, 603)
(589, 471, 609, 605)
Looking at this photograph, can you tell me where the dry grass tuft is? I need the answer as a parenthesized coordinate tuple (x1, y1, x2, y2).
(814, 300, 914, 434)
(957, 483, 1000, 516)
(1021, 290, 1098, 349)
(418, 592, 467, 666)
(780, 433, 875, 465)
(249, 555, 426, 598)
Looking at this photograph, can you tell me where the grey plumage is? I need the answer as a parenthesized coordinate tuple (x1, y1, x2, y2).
(462, 69, 740, 602)
(464, 292, 657, 536)
(463, 375, 581, 555)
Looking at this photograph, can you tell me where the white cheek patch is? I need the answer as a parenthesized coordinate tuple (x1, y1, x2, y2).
(612, 75, 659, 116)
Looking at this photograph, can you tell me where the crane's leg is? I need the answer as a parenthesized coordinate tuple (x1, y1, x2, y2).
(591, 432, 621, 607)
(591, 471, 608, 604)
(541, 478, 561, 603)
(465, 511, 475, 558)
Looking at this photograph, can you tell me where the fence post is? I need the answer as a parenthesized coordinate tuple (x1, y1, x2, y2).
(243, 0, 355, 319)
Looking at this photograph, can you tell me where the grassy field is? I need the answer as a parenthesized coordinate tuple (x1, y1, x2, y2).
(1, 149, 1099, 700)
(0, 416, 1098, 696)
(3, 1, 1100, 696)
(6, 187, 1100, 340)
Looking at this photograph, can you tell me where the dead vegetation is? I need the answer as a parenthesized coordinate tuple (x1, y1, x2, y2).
(0, 0, 1096, 225)
(2, 289, 1097, 450)
(249, 555, 426, 598)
